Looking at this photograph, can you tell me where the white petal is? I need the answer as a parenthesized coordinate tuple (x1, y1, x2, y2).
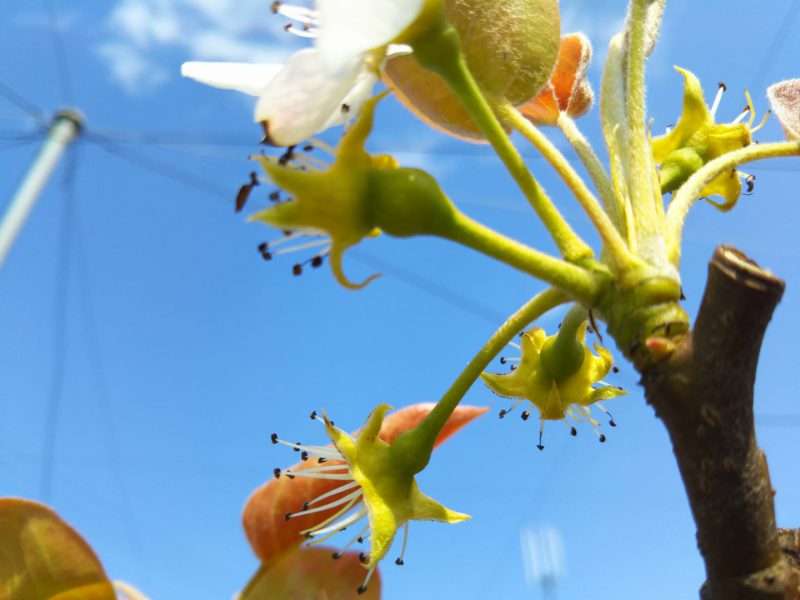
(316, 0, 424, 74)
(181, 62, 283, 97)
(255, 48, 364, 146)
(320, 68, 378, 131)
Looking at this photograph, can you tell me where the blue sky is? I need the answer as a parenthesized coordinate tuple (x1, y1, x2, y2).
(1, 1, 799, 598)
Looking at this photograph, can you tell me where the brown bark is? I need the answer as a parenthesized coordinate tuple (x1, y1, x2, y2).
(640, 246, 800, 599)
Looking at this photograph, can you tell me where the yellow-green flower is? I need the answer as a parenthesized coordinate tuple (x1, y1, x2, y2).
(273, 405, 469, 594)
(482, 317, 626, 450)
(250, 94, 394, 289)
(652, 67, 765, 210)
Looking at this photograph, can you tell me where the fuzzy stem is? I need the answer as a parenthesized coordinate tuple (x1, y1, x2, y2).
(395, 288, 567, 472)
(412, 24, 593, 263)
(500, 103, 635, 273)
(665, 141, 800, 265)
(445, 211, 606, 305)
(641, 246, 799, 598)
(557, 114, 623, 233)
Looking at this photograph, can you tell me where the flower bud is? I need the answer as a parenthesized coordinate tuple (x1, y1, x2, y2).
(384, 0, 561, 141)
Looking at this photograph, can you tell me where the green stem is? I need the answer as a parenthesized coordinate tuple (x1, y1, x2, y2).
(396, 288, 567, 471)
(446, 211, 605, 305)
(665, 141, 800, 265)
(625, 0, 662, 249)
(557, 114, 624, 234)
(412, 24, 593, 263)
(499, 103, 635, 273)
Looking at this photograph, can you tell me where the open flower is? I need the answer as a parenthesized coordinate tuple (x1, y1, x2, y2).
(652, 67, 767, 209)
(482, 316, 626, 450)
(182, 0, 440, 146)
(260, 404, 482, 594)
(520, 33, 595, 126)
(249, 94, 391, 289)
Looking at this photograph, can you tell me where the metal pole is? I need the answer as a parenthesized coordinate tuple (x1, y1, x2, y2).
(0, 108, 82, 267)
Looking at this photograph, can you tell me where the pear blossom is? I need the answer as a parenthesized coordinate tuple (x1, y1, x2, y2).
(482, 320, 626, 450)
(267, 404, 477, 594)
(182, 0, 437, 146)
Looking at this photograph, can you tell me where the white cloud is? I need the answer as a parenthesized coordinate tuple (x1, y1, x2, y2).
(98, 0, 297, 93)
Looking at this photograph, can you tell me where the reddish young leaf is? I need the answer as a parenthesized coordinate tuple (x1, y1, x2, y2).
(521, 33, 594, 126)
(0, 498, 116, 600)
(240, 546, 381, 600)
(243, 404, 488, 562)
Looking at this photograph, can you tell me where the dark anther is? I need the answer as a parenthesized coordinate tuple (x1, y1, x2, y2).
(311, 255, 323, 268)
(359, 552, 368, 563)
(395, 558, 404, 566)
(521, 411, 530, 421)
(261, 251, 272, 261)
(258, 242, 269, 253)
(293, 264, 303, 276)
(235, 171, 259, 213)
(285, 473, 295, 479)
(586, 325, 594, 334)
(304, 532, 313, 539)
(499, 357, 507, 364)
(284, 512, 292, 521)
(283, 22, 292, 31)
(680, 287, 686, 301)
(301, 451, 309, 461)
(269, 190, 280, 202)
(357, 586, 368, 595)
(278, 145, 296, 166)
(342, 103, 351, 113)
(357, 537, 364, 543)
(309, 410, 317, 420)
(332, 552, 341, 560)
(270, 433, 279, 444)
(609, 419, 617, 427)
(510, 365, 517, 371)
(318, 457, 327, 463)
(570, 427, 577, 437)
(588, 310, 603, 344)
(718, 81, 727, 92)
(302, 502, 310, 511)
(303, 144, 314, 152)
(599, 434, 607, 443)
(498, 409, 507, 419)
(273, 468, 281, 479)
(612, 366, 619, 373)
(536, 444, 545, 451)
(293, 443, 301, 452)
(270, 1, 281, 14)
(745, 174, 756, 194)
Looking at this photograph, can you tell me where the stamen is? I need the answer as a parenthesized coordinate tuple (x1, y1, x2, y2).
(564, 419, 577, 436)
(509, 341, 521, 350)
(273, 237, 332, 256)
(710, 82, 726, 118)
(275, 3, 319, 25)
(305, 503, 368, 538)
(745, 90, 757, 127)
(333, 524, 370, 559)
(285, 471, 353, 481)
(732, 104, 751, 125)
(751, 109, 771, 133)
(307, 137, 336, 157)
(270, 435, 344, 459)
(358, 568, 376, 595)
(305, 480, 361, 509)
(293, 153, 330, 172)
(742, 173, 755, 194)
(286, 463, 351, 475)
(596, 403, 617, 427)
(283, 23, 318, 38)
(498, 399, 525, 419)
(395, 522, 409, 566)
(287, 489, 363, 519)
(536, 419, 545, 451)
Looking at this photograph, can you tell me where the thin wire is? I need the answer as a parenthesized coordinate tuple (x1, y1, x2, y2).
(351, 249, 507, 324)
(88, 137, 233, 202)
(43, 0, 74, 104)
(0, 139, 39, 153)
(71, 197, 151, 588)
(40, 144, 77, 502)
(749, 0, 800, 92)
(0, 81, 46, 122)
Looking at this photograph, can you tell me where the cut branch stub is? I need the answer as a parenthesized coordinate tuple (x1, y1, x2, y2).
(640, 246, 799, 599)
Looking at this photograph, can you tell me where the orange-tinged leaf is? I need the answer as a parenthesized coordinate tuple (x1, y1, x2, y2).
(521, 33, 594, 125)
(0, 498, 116, 600)
(240, 546, 381, 600)
(243, 404, 488, 562)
